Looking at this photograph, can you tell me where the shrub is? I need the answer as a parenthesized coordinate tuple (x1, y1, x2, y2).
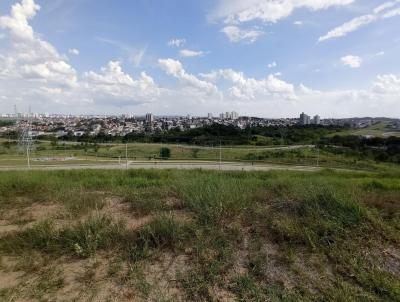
(159, 147, 171, 159)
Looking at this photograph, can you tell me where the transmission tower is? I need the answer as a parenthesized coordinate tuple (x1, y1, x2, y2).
(17, 107, 34, 168)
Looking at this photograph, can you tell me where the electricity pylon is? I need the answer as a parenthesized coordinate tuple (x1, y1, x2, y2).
(17, 107, 34, 168)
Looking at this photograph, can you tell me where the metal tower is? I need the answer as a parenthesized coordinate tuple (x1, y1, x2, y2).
(17, 107, 34, 168)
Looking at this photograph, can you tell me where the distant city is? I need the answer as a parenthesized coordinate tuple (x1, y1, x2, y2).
(1, 110, 399, 138)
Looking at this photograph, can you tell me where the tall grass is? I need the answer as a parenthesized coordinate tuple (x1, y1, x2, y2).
(0, 215, 126, 257)
(0, 168, 399, 300)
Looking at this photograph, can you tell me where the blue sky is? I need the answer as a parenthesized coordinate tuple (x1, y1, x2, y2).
(0, 0, 399, 117)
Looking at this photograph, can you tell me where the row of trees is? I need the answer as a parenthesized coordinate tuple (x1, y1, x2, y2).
(58, 124, 346, 146)
(320, 135, 400, 164)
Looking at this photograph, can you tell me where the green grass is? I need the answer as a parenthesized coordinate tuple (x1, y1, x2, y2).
(328, 121, 400, 138)
(2, 140, 399, 172)
(0, 168, 399, 301)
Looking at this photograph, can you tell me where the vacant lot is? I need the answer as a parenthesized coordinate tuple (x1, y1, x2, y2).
(0, 169, 399, 301)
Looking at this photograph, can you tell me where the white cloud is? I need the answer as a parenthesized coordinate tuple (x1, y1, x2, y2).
(0, 0, 76, 87)
(168, 38, 186, 47)
(221, 25, 263, 43)
(374, 1, 400, 14)
(68, 48, 79, 55)
(212, 0, 354, 24)
(179, 49, 205, 57)
(268, 61, 277, 68)
(0, 0, 40, 41)
(382, 7, 400, 18)
(0, 0, 162, 111)
(199, 69, 295, 100)
(319, 1, 400, 41)
(83, 61, 160, 103)
(372, 74, 400, 95)
(341, 55, 362, 68)
(293, 21, 303, 26)
(159, 58, 219, 96)
(319, 15, 377, 42)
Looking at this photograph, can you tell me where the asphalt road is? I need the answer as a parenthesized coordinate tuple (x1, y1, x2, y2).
(0, 161, 320, 172)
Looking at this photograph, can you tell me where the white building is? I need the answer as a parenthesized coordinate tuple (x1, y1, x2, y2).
(145, 113, 154, 123)
(313, 115, 321, 125)
(299, 112, 311, 125)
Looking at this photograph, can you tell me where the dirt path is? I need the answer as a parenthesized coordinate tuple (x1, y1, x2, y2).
(0, 161, 321, 172)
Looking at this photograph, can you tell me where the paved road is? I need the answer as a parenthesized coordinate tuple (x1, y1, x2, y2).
(0, 161, 320, 172)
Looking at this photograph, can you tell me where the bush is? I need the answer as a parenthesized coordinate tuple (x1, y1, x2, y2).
(159, 147, 171, 159)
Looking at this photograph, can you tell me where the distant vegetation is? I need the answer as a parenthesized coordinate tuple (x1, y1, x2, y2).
(321, 135, 400, 164)
(37, 123, 400, 166)
(0, 120, 15, 127)
(57, 124, 348, 145)
(1, 123, 399, 166)
(0, 169, 399, 300)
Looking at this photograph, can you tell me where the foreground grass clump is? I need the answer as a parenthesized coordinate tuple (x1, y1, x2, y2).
(0, 168, 399, 301)
(267, 185, 368, 247)
(0, 215, 126, 257)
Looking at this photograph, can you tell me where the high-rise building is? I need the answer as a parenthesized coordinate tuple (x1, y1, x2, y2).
(313, 115, 321, 125)
(226, 112, 231, 119)
(299, 112, 311, 125)
(208, 113, 213, 119)
(219, 113, 225, 119)
(145, 113, 154, 123)
(231, 111, 239, 120)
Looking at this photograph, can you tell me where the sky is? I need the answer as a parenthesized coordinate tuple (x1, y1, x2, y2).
(0, 0, 399, 118)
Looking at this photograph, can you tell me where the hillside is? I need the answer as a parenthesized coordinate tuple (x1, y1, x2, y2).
(0, 169, 399, 301)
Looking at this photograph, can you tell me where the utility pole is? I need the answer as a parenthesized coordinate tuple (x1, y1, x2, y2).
(27, 142, 31, 169)
(219, 140, 222, 171)
(27, 108, 32, 169)
(125, 143, 128, 170)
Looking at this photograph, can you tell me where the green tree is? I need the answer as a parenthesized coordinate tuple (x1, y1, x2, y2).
(160, 147, 171, 159)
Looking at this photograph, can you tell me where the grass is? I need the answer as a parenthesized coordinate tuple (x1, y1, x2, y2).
(328, 121, 400, 138)
(0, 168, 399, 301)
(1, 140, 399, 172)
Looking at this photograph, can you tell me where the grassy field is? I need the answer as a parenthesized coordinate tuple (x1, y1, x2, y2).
(0, 139, 398, 172)
(0, 168, 399, 301)
(328, 122, 400, 138)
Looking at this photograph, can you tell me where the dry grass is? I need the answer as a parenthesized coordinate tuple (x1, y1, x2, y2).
(0, 169, 399, 301)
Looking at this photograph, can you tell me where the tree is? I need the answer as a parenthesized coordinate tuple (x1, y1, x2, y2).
(160, 147, 171, 159)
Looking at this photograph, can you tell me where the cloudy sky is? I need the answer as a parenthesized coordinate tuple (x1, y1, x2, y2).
(0, 0, 399, 118)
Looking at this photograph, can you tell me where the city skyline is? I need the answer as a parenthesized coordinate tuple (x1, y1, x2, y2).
(0, 0, 400, 118)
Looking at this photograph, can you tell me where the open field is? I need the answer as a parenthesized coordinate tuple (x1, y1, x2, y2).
(0, 168, 399, 301)
(328, 122, 400, 138)
(1, 140, 398, 172)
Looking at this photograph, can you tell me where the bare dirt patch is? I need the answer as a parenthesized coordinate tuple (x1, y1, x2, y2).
(100, 197, 154, 230)
(0, 203, 64, 234)
(140, 252, 189, 301)
(0, 220, 21, 235)
(0, 270, 24, 290)
(0, 256, 23, 290)
(211, 287, 237, 302)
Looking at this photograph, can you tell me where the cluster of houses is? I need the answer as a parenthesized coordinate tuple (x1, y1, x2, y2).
(0, 113, 398, 138)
